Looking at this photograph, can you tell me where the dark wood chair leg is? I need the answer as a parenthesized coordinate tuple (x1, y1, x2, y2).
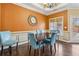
(50, 45, 52, 55)
(16, 42, 18, 55)
(43, 46, 44, 53)
(41, 46, 44, 55)
(1, 45, 3, 56)
(29, 45, 31, 55)
(16, 42, 18, 50)
(9, 46, 12, 56)
(54, 43, 56, 55)
(34, 49, 36, 56)
(38, 48, 41, 56)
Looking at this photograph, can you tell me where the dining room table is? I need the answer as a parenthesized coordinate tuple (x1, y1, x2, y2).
(35, 31, 52, 55)
(36, 31, 52, 43)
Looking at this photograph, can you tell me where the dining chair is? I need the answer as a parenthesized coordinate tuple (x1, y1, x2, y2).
(28, 33, 44, 56)
(0, 31, 18, 55)
(51, 30, 60, 38)
(43, 32, 58, 55)
(36, 29, 45, 35)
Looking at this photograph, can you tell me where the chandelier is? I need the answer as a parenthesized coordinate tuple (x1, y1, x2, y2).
(39, 3, 60, 8)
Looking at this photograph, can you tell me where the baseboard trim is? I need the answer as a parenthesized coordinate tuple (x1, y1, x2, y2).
(59, 39, 79, 44)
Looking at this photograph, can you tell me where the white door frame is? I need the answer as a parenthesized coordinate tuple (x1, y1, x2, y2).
(49, 16, 64, 36)
(69, 16, 79, 40)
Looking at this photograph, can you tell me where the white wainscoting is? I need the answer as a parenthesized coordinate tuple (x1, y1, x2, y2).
(0, 31, 35, 50)
(12, 32, 28, 43)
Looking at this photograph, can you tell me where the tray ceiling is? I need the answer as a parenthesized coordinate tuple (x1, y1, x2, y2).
(15, 3, 79, 15)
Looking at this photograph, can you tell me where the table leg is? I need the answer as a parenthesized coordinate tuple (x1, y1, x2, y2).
(38, 44, 41, 56)
(1, 45, 3, 55)
(38, 48, 40, 56)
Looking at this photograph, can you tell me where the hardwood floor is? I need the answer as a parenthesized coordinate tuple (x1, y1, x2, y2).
(0, 42, 79, 56)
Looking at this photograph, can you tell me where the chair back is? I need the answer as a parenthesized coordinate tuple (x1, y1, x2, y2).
(0, 31, 11, 44)
(51, 30, 60, 40)
(28, 33, 37, 47)
(51, 30, 59, 33)
(50, 33, 57, 45)
(36, 29, 45, 35)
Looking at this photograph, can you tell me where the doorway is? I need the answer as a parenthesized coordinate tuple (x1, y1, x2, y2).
(49, 16, 64, 37)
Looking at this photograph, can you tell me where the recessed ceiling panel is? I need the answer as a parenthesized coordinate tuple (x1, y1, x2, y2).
(16, 3, 79, 15)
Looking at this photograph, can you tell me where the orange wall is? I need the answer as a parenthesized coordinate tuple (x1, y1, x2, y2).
(0, 4, 1, 31)
(45, 16, 49, 30)
(48, 10, 68, 31)
(1, 3, 47, 31)
(1, 3, 68, 31)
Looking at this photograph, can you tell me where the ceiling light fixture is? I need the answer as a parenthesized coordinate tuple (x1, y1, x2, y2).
(39, 3, 60, 8)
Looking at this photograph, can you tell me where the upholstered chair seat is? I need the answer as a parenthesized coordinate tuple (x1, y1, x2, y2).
(0, 31, 18, 55)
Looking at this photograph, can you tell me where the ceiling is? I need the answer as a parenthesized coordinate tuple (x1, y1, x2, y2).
(15, 3, 79, 15)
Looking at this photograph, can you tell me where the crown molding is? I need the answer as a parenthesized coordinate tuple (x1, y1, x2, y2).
(14, 3, 47, 15)
(13, 3, 68, 16)
(47, 8, 68, 15)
